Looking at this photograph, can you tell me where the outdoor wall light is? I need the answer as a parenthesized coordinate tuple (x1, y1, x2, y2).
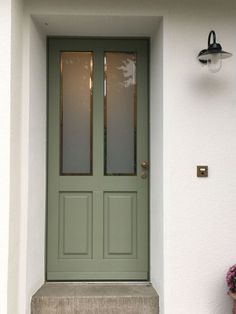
(198, 30, 232, 73)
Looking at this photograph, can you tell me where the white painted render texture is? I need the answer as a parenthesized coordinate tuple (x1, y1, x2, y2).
(150, 19, 163, 312)
(0, 1, 11, 314)
(2, 0, 236, 313)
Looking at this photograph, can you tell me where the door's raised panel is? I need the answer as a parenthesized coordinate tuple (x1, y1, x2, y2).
(59, 193, 93, 259)
(104, 192, 137, 259)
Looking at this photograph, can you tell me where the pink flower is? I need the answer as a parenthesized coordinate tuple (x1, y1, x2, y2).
(226, 264, 236, 292)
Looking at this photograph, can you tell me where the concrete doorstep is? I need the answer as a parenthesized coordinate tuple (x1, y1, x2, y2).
(31, 283, 159, 314)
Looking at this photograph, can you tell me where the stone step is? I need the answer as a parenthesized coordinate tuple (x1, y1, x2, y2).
(31, 283, 159, 314)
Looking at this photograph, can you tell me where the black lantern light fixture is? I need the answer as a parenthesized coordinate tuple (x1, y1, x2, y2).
(198, 30, 232, 73)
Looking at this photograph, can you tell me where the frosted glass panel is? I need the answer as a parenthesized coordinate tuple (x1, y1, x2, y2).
(61, 52, 93, 175)
(104, 52, 136, 175)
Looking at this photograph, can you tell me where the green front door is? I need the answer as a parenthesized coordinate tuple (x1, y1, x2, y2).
(47, 38, 149, 280)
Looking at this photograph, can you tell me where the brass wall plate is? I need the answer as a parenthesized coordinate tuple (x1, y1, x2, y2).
(197, 165, 208, 177)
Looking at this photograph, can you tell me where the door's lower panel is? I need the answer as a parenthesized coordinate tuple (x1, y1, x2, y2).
(59, 193, 93, 259)
(103, 192, 137, 259)
(47, 190, 148, 280)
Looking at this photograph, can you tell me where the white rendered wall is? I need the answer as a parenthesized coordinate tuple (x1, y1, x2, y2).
(6, 5, 47, 313)
(163, 4, 236, 313)
(150, 18, 164, 313)
(0, 1, 11, 314)
(26, 18, 47, 314)
(14, 14, 47, 314)
(8, 0, 24, 313)
(9, 0, 236, 313)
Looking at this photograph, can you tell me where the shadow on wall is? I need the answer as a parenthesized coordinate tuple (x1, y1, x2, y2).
(190, 75, 233, 98)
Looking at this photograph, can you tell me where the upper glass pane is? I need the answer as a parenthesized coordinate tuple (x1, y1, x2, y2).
(61, 52, 93, 175)
(104, 52, 137, 175)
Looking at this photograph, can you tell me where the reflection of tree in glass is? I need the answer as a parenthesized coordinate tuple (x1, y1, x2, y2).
(63, 56, 90, 81)
(117, 57, 136, 88)
(64, 56, 78, 65)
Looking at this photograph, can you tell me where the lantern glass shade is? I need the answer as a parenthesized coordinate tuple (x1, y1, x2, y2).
(207, 54, 222, 73)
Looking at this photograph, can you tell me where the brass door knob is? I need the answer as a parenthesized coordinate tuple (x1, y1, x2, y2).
(141, 160, 149, 169)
